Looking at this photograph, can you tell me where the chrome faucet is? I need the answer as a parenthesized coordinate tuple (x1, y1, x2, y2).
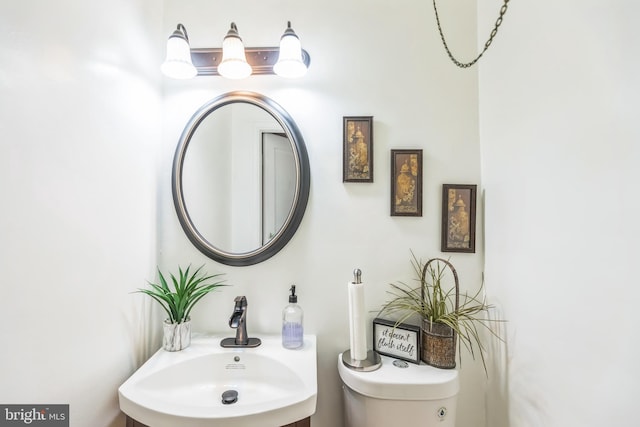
(221, 296, 261, 348)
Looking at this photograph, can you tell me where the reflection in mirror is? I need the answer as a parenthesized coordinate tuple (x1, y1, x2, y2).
(182, 104, 295, 253)
(262, 132, 296, 245)
(173, 92, 309, 266)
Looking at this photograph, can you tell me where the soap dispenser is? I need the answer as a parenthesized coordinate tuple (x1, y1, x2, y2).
(282, 285, 304, 349)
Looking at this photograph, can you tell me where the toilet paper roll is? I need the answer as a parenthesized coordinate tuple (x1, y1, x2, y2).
(348, 281, 367, 361)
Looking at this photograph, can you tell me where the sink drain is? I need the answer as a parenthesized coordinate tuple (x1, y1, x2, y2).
(222, 389, 238, 405)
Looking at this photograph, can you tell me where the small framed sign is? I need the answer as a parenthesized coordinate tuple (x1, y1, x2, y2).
(373, 317, 421, 364)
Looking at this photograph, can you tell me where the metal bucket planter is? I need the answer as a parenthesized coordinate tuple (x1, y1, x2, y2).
(420, 258, 459, 369)
(163, 318, 191, 351)
(421, 319, 456, 369)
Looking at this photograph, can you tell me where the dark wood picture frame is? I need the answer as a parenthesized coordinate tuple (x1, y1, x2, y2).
(441, 184, 477, 253)
(373, 318, 421, 364)
(390, 149, 423, 216)
(343, 116, 373, 182)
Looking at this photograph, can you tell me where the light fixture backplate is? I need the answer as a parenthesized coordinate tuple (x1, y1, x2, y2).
(191, 47, 310, 76)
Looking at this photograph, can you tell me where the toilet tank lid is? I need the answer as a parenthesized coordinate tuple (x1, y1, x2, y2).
(338, 353, 459, 400)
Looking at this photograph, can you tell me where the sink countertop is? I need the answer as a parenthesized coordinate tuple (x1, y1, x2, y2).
(119, 334, 317, 427)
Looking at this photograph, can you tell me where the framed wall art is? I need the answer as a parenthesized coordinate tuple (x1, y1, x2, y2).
(390, 149, 423, 216)
(441, 184, 477, 253)
(373, 318, 421, 364)
(343, 116, 373, 182)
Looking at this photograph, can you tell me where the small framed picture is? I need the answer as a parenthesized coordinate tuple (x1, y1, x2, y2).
(343, 116, 373, 182)
(390, 149, 423, 216)
(373, 318, 421, 364)
(441, 184, 477, 253)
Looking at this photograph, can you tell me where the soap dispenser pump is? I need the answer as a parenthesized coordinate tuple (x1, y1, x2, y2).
(282, 285, 304, 349)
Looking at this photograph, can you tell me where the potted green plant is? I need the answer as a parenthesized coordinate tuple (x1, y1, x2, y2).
(136, 265, 227, 351)
(379, 254, 501, 371)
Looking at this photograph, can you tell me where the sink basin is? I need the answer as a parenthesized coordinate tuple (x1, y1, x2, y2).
(119, 334, 317, 427)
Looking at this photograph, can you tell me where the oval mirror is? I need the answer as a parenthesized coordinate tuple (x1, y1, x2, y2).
(172, 91, 310, 266)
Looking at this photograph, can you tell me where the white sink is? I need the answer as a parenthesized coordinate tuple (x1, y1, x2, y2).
(119, 334, 317, 427)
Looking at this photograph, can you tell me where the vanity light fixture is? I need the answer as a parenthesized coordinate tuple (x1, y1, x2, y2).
(161, 21, 311, 79)
(161, 24, 198, 79)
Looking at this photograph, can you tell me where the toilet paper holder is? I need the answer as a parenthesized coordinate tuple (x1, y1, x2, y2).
(343, 268, 381, 372)
(341, 349, 381, 372)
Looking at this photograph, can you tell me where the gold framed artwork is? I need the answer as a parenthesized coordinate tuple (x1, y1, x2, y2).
(343, 116, 373, 182)
(441, 184, 477, 253)
(390, 149, 423, 216)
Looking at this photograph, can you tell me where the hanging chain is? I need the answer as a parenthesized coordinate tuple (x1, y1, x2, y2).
(433, 0, 510, 68)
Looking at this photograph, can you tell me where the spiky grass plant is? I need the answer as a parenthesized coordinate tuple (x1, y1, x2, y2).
(379, 252, 502, 372)
(136, 265, 227, 324)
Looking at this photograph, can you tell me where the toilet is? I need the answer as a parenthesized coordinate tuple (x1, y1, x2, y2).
(338, 353, 459, 427)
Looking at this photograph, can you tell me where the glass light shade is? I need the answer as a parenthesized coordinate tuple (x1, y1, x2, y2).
(161, 32, 197, 79)
(274, 23, 307, 78)
(218, 25, 252, 79)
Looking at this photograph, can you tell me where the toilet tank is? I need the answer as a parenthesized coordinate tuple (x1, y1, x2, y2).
(338, 353, 459, 427)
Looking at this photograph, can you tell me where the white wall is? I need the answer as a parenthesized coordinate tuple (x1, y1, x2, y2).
(479, 0, 640, 426)
(161, 1, 489, 427)
(0, 1, 162, 426)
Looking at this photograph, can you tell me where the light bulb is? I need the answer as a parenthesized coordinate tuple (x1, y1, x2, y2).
(218, 23, 252, 79)
(274, 22, 307, 78)
(161, 24, 197, 79)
